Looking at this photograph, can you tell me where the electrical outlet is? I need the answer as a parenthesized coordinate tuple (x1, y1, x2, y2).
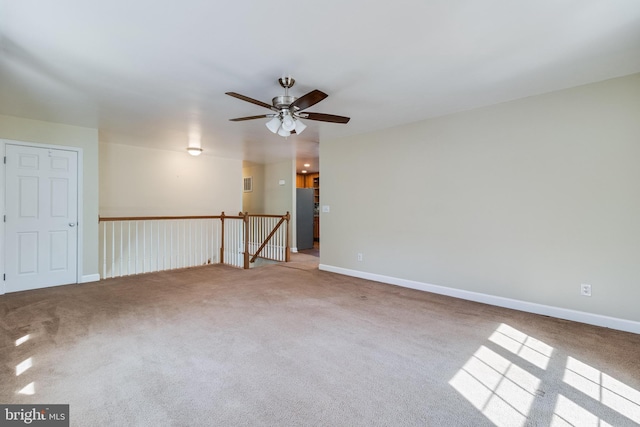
(357, 253, 363, 262)
(581, 284, 592, 297)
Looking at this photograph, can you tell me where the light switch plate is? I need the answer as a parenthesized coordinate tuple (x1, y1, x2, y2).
(322, 205, 330, 213)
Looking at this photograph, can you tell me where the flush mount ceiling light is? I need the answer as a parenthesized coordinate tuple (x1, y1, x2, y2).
(226, 76, 350, 138)
(187, 147, 203, 156)
(187, 129, 203, 156)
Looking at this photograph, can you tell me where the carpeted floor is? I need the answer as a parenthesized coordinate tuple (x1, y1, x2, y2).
(1, 255, 639, 426)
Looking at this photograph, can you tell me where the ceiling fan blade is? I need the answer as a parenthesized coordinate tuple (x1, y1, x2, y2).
(229, 115, 270, 122)
(225, 92, 273, 110)
(289, 89, 328, 111)
(302, 112, 351, 124)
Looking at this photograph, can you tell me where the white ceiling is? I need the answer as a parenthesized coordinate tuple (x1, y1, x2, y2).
(2, 1, 640, 173)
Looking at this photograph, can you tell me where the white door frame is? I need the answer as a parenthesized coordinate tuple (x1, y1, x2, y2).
(1, 139, 84, 295)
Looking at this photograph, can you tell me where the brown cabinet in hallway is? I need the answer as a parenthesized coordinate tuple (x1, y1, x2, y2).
(296, 173, 319, 189)
(296, 174, 306, 188)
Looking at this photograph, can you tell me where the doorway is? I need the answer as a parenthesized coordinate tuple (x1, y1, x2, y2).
(4, 143, 80, 293)
(295, 171, 319, 256)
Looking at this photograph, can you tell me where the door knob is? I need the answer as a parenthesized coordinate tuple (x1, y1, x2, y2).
(69, 223, 76, 227)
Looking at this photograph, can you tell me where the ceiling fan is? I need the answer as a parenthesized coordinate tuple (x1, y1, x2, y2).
(226, 76, 350, 137)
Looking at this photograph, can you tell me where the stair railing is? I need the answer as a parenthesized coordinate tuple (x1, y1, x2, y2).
(98, 211, 290, 278)
(241, 212, 291, 264)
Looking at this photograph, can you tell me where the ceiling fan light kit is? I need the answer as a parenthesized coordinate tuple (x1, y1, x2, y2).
(294, 118, 307, 134)
(266, 116, 281, 133)
(277, 126, 291, 137)
(226, 76, 351, 138)
(281, 112, 296, 131)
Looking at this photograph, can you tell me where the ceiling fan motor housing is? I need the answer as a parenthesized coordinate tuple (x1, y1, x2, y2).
(272, 95, 297, 110)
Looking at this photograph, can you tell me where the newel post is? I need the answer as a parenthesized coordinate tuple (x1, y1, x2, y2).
(241, 212, 250, 269)
(219, 212, 225, 265)
(285, 211, 291, 262)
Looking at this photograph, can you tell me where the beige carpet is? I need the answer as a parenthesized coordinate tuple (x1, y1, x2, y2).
(1, 256, 639, 426)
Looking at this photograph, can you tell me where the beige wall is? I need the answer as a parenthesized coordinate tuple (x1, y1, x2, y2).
(99, 143, 242, 216)
(0, 114, 100, 279)
(242, 160, 295, 216)
(264, 160, 296, 248)
(242, 159, 296, 248)
(263, 159, 295, 215)
(320, 73, 640, 325)
(242, 162, 265, 214)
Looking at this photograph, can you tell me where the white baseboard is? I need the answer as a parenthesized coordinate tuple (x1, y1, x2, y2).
(318, 264, 640, 335)
(291, 247, 299, 253)
(0, 273, 101, 293)
(81, 274, 101, 283)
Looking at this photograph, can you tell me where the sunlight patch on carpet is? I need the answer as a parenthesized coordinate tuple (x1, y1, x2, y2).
(18, 382, 35, 395)
(561, 357, 640, 425)
(551, 395, 614, 426)
(16, 358, 32, 376)
(489, 323, 553, 369)
(450, 323, 640, 426)
(449, 344, 539, 427)
(15, 334, 30, 346)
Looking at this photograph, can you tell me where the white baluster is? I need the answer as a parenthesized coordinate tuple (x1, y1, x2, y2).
(111, 222, 115, 278)
(102, 221, 106, 278)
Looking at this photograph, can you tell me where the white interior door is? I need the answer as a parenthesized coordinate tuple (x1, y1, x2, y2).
(5, 144, 78, 292)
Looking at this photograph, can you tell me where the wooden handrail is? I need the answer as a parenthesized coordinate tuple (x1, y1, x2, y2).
(97, 214, 283, 222)
(245, 214, 290, 218)
(99, 215, 226, 222)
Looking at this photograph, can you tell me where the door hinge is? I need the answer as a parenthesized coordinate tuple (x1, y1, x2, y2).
(3, 215, 5, 223)
(3, 274, 5, 281)
(3, 156, 5, 164)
